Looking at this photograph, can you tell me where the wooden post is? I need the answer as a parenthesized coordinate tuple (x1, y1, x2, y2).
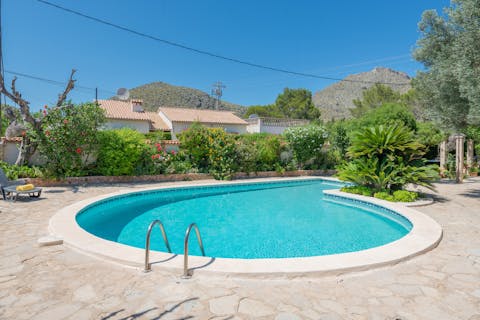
(455, 134, 465, 183)
(439, 140, 448, 170)
(466, 139, 474, 168)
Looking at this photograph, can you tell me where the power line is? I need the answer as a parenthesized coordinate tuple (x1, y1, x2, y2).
(4, 70, 116, 95)
(314, 54, 413, 73)
(36, 0, 411, 86)
(4, 69, 227, 108)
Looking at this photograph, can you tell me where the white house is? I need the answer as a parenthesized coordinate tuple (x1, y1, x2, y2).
(99, 99, 170, 134)
(99, 100, 247, 139)
(246, 117, 310, 134)
(158, 107, 248, 139)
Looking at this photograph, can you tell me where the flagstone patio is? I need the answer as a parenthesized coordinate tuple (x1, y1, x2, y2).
(0, 178, 479, 320)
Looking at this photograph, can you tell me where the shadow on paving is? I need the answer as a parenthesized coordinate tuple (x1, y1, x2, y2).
(100, 297, 199, 320)
(428, 194, 449, 203)
(44, 186, 81, 193)
(459, 189, 480, 198)
(2, 197, 46, 203)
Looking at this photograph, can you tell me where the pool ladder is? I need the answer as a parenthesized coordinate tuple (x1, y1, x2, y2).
(143, 220, 205, 278)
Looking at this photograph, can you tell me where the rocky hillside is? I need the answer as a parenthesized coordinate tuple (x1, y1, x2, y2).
(123, 82, 245, 114)
(313, 67, 412, 120)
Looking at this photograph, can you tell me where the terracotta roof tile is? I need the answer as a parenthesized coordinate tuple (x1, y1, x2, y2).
(159, 107, 247, 125)
(99, 99, 150, 120)
(1, 137, 23, 143)
(161, 140, 181, 145)
(99, 100, 170, 131)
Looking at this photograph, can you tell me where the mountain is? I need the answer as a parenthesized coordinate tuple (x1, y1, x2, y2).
(313, 67, 412, 121)
(123, 82, 245, 114)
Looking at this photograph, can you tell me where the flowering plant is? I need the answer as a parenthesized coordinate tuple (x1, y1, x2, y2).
(29, 102, 105, 177)
(284, 125, 327, 168)
(178, 123, 236, 179)
(148, 142, 176, 174)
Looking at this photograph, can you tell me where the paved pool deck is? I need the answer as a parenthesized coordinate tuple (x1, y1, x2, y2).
(0, 178, 479, 319)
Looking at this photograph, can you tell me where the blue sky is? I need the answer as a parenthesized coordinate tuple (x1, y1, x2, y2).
(3, 0, 450, 111)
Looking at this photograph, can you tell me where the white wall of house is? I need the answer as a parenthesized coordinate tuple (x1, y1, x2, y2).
(0, 141, 19, 164)
(246, 120, 261, 134)
(259, 124, 290, 135)
(246, 118, 309, 135)
(170, 122, 247, 139)
(104, 119, 150, 133)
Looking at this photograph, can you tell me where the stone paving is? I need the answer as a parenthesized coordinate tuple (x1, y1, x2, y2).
(0, 178, 479, 320)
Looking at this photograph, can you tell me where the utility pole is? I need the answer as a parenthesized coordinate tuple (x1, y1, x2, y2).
(211, 81, 225, 110)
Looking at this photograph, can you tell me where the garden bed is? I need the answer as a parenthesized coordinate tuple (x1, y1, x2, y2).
(26, 169, 336, 187)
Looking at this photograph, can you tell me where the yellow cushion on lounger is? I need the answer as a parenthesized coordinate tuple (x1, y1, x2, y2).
(16, 184, 34, 191)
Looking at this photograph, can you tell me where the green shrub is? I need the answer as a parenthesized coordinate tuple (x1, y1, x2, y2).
(0, 161, 43, 179)
(235, 133, 284, 172)
(145, 131, 171, 142)
(178, 123, 212, 171)
(207, 129, 237, 180)
(340, 185, 374, 196)
(179, 124, 236, 180)
(312, 149, 341, 170)
(96, 128, 150, 176)
(392, 190, 419, 202)
(342, 185, 419, 202)
(374, 191, 395, 201)
(234, 140, 259, 173)
(326, 120, 351, 157)
(416, 122, 446, 159)
(165, 155, 196, 174)
(357, 103, 417, 132)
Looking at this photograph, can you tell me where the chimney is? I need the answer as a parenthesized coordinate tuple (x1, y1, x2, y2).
(131, 99, 144, 112)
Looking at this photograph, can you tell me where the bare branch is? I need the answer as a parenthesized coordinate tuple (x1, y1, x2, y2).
(56, 69, 76, 108)
(0, 76, 29, 108)
(10, 77, 36, 125)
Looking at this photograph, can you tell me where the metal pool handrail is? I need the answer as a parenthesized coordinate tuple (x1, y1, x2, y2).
(144, 219, 171, 272)
(182, 223, 206, 278)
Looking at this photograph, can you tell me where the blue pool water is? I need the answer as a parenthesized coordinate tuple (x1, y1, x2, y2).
(76, 179, 412, 259)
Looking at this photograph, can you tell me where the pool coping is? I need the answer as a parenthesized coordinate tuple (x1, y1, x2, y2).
(49, 177, 443, 278)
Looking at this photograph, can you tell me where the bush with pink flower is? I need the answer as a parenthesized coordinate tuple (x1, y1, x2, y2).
(29, 102, 105, 177)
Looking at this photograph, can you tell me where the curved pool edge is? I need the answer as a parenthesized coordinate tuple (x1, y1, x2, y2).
(49, 177, 443, 278)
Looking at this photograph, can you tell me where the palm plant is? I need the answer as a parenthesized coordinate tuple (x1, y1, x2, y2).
(337, 124, 439, 192)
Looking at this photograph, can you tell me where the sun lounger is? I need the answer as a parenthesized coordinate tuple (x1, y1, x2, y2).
(0, 168, 27, 200)
(2, 185, 42, 202)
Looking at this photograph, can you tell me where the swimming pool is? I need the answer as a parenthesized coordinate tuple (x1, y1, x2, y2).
(50, 177, 442, 276)
(76, 179, 411, 259)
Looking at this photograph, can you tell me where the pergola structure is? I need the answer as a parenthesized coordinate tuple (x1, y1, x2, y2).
(439, 135, 475, 183)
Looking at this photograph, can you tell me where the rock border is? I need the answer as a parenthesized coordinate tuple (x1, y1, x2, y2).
(27, 170, 336, 187)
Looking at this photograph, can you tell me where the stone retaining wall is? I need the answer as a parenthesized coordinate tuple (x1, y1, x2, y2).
(26, 170, 336, 187)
